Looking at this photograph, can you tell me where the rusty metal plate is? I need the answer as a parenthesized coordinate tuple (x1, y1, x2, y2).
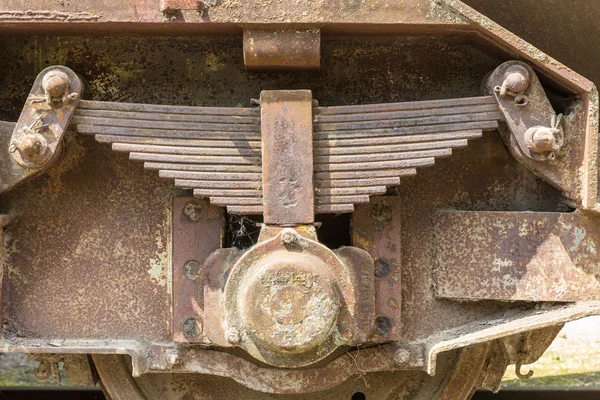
(434, 210, 600, 302)
(2, 142, 173, 342)
(261, 90, 314, 225)
(0, 0, 463, 28)
(172, 197, 223, 343)
(353, 196, 402, 340)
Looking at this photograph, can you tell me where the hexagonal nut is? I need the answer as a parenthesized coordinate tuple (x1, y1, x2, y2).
(394, 348, 411, 365)
(165, 350, 181, 368)
(280, 228, 301, 246)
(226, 327, 241, 345)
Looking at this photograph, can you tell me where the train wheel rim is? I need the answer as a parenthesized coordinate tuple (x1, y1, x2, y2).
(93, 345, 489, 400)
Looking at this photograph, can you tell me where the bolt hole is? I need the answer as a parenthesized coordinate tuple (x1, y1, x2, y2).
(375, 316, 392, 337)
(515, 95, 528, 107)
(352, 392, 366, 400)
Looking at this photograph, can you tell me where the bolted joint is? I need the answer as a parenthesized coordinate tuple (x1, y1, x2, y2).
(280, 228, 302, 247)
(525, 114, 564, 161)
(393, 348, 411, 365)
(165, 349, 182, 368)
(495, 65, 530, 106)
(11, 129, 50, 167)
(42, 70, 78, 105)
(226, 327, 241, 345)
(18, 133, 48, 158)
(529, 127, 558, 153)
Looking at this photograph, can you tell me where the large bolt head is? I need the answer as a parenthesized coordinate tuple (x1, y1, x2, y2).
(530, 127, 556, 153)
(43, 74, 67, 98)
(18, 133, 47, 159)
(503, 65, 530, 93)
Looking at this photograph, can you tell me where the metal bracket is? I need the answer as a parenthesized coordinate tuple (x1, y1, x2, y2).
(1, 66, 81, 192)
(483, 61, 593, 202)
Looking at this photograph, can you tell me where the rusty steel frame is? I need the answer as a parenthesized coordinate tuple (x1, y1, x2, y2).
(0, 0, 599, 397)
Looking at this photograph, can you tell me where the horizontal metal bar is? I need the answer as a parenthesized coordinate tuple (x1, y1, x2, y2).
(314, 130, 482, 148)
(315, 103, 499, 124)
(194, 189, 261, 197)
(314, 156, 442, 172)
(175, 179, 260, 189)
(73, 116, 259, 132)
(75, 108, 259, 125)
(96, 135, 261, 148)
(315, 177, 400, 188)
(315, 186, 386, 196)
(314, 111, 502, 132)
(210, 197, 264, 206)
(159, 170, 261, 181)
(314, 168, 417, 180)
(226, 205, 264, 214)
(314, 121, 496, 140)
(130, 153, 261, 165)
(145, 162, 261, 172)
(77, 125, 261, 140)
(315, 194, 370, 204)
(314, 139, 469, 156)
(112, 143, 260, 157)
(315, 204, 355, 213)
(78, 100, 260, 116)
(316, 95, 496, 115)
(315, 148, 452, 165)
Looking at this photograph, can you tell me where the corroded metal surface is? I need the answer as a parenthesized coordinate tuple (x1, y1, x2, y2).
(1, 66, 81, 192)
(93, 345, 493, 399)
(0, 0, 464, 28)
(313, 96, 501, 213)
(434, 210, 600, 302)
(172, 196, 223, 343)
(72, 90, 504, 215)
(244, 29, 321, 72)
(207, 226, 375, 368)
(353, 196, 402, 341)
(73, 100, 263, 215)
(261, 90, 314, 224)
(0, 2, 599, 396)
(484, 61, 592, 205)
(1, 141, 173, 342)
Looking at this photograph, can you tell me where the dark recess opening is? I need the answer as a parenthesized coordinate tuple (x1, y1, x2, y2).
(224, 213, 352, 250)
(224, 214, 262, 250)
(352, 392, 367, 400)
(316, 213, 352, 248)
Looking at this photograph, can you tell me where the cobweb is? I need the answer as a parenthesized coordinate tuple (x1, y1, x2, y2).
(226, 214, 261, 249)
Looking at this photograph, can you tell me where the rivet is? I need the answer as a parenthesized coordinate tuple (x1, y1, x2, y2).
(183, 202, 203, 222)
(501, 65, 530, 95)
(374, 258, 392, 278)
(183, 260, 201, 281)
(18, 134, 46, 158)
